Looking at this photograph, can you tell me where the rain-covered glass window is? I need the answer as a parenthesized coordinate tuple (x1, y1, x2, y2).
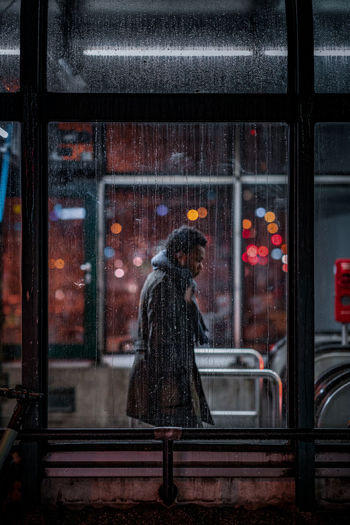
(0, 122, 21, 426)
(0, 0, 20, 92)
(47, 0, 287, 93)
(314, 123, 350, 428)
(313, 0, 350, 93)
(48, 122, 288, 428)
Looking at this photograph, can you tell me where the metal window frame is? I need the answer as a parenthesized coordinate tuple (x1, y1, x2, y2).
(0, 0, 348, 509)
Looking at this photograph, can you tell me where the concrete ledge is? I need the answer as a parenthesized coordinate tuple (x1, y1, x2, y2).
(41, 477, 295, 508)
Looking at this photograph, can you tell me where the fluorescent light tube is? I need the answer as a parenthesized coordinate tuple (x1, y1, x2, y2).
(84, 47, 253, 57)
(0, 48, 20, 55)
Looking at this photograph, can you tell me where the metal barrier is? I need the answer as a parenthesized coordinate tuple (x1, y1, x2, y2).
(315, 351, 350, 381)
(199, 368, 283, 427)
(196, 348, 264, 427)
(195, 348, 264, 370)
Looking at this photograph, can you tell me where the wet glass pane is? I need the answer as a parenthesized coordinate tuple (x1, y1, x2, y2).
(47, 1, 287, 93)
(313, 0, 350, 93)
(314, 123, 350, 428)
(0, 122, 21, 426)
(0, 0, 20, 92)
(48, 122, 288, 428)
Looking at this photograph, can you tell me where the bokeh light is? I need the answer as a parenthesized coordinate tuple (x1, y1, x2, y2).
(258, 246, 269, 257)
(271, 248, 282, 260)
(133, 256, 143, 267)
(243, 190, 253, 201)
(197, 207, 208, 219)
(281, 243, 288, 254)
(13, 204, 21, 214)
(264, 211, 276, 223)
(114, 268, 125, 278)
(255, 207, 266, 218)
(246, 244, 258, 257)
(242, 219, 252, 230)
(267, 223, 279, 234)
(156, 204, 168, 216)
(271, 234, 282, 246)
(55, 289, 65, 301)
(111, 222, 122, 234)
(282, 254, 288, 264)
(242, 252, 248, 263)
(187, 209, 199, 221)
(248, 255, 259, 265)
(259, 256, 268, 266)
(48, 258, 56, 270)
(282, 264, 288, 273)
(104, 246, 115, 258)
(114, 259, 123, 268)
(55, 258, 65, 269)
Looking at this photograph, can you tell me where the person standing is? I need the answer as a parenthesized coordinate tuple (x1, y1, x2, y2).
(127, 226, 214, 428)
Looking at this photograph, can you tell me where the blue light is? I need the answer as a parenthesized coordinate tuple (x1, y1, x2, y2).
(255, 207, 266, 218)
(156, 204, 168, 216)
(271, 248, 282, 260)
(104, 246, 115, 258)
(49, 210, 59, 221)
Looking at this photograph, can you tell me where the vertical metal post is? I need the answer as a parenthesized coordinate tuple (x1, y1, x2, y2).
(286, 0, 315, 510)
(20, 0, 48, 504)
(341, 324, 348, 346)
(233, 130, 242, 348)
(154, 427, 182, 506)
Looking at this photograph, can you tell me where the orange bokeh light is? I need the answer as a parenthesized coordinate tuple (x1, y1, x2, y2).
(258, 246, 269, 257)
(264, 211, 276, 223)
(111, 222, 122, 234)
(187, 209, 199, 221)
(197, 207, 208, 219)
(242, 219, 252, 230)
(267, 223, 278, 234)
(282, 243, 288, 254)
(55, 258, 65, 269)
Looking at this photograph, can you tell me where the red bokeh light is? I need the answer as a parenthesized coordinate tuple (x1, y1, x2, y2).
(242, 252, 248, 262)
(258, 245, 269, 257)
(246, 244, 258, 257)
(259, 256, 269, 266)
(271, 234, 282, 246)
(242, 229, 250, 239)
(248, 255, 259, 265)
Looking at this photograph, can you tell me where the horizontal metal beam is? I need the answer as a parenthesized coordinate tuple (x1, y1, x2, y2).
(14, 428, 350, 441)
(0, 93, 350, 123)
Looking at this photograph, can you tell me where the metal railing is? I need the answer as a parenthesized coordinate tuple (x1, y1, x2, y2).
(199, 368, 282, 428)
(195, 348, 264, 370)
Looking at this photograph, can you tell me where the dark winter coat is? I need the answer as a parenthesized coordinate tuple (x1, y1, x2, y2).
(126, 250, 214, 427)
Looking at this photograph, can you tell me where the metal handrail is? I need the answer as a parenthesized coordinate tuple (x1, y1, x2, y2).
(315, 351, 350, 366)
(195, 348, 264, 370)
(199, 368, 282, 427)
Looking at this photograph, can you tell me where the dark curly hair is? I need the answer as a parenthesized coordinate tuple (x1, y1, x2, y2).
(165, 226, 207, 263)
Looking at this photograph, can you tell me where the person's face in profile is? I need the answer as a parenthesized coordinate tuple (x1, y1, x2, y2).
(176, 245, 205, 277)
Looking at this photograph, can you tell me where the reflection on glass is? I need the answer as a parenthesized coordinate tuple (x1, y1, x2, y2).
(48, 122, 287, 428)
(0, 122, 21, 427)
(314, 123, 350, 428)
(47, 0, 287, 93)
(314, 0, 350, 92)
(0, 0, 20, 92)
